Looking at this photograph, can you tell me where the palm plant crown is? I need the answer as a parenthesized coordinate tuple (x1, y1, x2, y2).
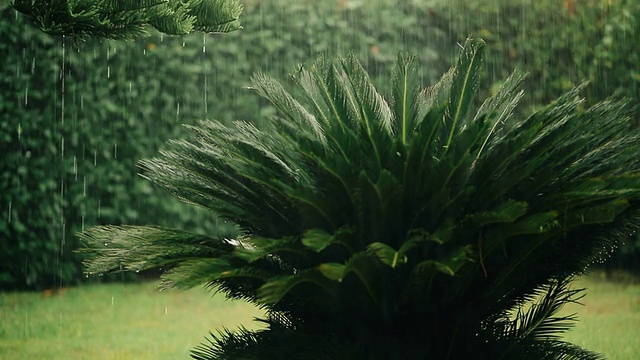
(81, 38, 640, 359)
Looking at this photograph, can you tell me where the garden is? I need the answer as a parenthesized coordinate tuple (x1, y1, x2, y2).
(1, 0, 640, 359)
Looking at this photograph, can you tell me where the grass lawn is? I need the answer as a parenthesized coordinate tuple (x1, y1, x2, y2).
(560, 271, 640, 359)
(0, 281, 263, 359)
(1, 272, 638, 359)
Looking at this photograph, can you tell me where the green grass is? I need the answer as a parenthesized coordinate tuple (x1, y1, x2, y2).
(0, 281, 263, 359)
(0, 272, 638, 359)
(560, 271, 640, 359)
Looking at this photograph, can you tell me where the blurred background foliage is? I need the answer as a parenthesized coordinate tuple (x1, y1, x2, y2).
(1, 0, 638, 290)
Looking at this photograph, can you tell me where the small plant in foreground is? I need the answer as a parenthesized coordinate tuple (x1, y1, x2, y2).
(81, 38, 640, 359)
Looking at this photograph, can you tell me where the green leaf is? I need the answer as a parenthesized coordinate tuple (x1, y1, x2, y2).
(341, 252, 388, 303)
(368, 242, 406, 268)
(411, 245, 473, 279)
(232, 236, 307, 263)
(300, 227, 357, 254)
(256, 269, 337, 305)
(252, 72, 326, 144)
(445, 38, 486, 150)
(473, 69, 526, 162)
(318, 263, 345, 281)
(79, 225, 230, 275)
(415, 260, 456, 277)
(406, 219, 455, 246)
(391, 53, 421, 146)
(564, 198, 630, 228)
(160, 258, 233, 290)
(301, 229, 334, 252)
(13, 0, 243, 38)
(467, 200, 529, 228)
(486, 211, 560, 241)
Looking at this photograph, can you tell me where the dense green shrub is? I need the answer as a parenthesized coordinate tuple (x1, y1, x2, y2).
(1, 9, 66, 288)
(193, 0, 456, 126)
(0, 7, 232, 290)
(193, 0, 639, 135)
(433, 0, 639, 111)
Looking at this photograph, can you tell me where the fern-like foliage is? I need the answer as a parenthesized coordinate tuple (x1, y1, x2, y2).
(80, 38, 640, 359)
(12, 0, 242, 39)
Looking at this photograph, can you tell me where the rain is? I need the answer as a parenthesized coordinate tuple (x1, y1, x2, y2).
(1, 0, 639, 359)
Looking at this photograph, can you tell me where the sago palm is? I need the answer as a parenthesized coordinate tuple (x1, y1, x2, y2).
(81, 38, 640, 359)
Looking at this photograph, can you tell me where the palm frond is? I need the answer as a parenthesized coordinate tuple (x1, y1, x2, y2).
(191, 324, 340, 360)
(256, 269, 338, 305)
(481, 277, 605, 360)
(79, 225, 233, 275)
(390, 54, 422, 146)
(444, 38, 485, 149)
(13, 0, 242, 38)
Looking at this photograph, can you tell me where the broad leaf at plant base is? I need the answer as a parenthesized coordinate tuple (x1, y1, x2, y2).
(81, 38, 640, 359)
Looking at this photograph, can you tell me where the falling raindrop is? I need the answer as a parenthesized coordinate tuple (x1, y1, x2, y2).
(61, 35, 65, 126)
(202, 33, 206, 53)
(24, 312, 28, 339)
(114, 143, 118, 159)
(7, 201, 11, 224)
(61, 222, 66, 254)
(204, 75, 208, 114)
